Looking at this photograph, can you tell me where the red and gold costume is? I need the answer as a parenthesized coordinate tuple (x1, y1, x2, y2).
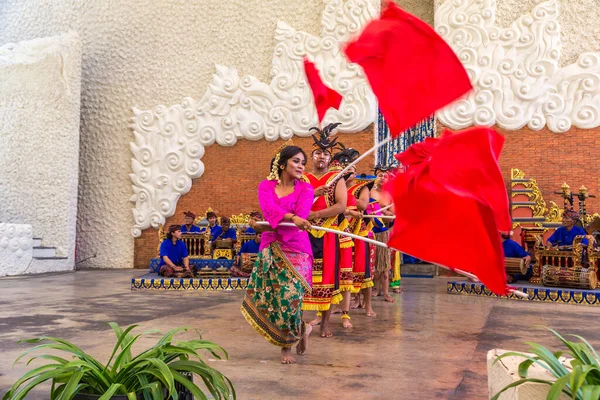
(346, 181, 375, 293)
(301, 171, 343, 311)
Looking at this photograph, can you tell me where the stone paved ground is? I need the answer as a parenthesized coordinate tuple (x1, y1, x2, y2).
(1, 270, 599, 399)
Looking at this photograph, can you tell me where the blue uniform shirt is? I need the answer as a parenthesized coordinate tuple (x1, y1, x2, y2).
(210, 225, 223, 241)
(502, 239, 529, 258)
(180, 224, 202, 233)
(239, 240, 260, 255)
(215, 228, 237, 241)
(547, 226, 588, 246)
(245, 227, 256, 234)
(159, 239, 189, 266)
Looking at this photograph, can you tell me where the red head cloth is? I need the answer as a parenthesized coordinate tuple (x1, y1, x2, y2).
(564, 209, 580, 221)
(344, 1, 472, 136)
(303, 58, 343, 123)
(183, 211, 196, 219)
(386, 127, 512, 295)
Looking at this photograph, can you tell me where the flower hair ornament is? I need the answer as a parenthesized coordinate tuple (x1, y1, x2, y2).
(267, 139, 294, 183)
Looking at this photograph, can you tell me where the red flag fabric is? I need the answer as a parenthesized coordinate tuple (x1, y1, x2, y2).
(344, 1, 472, 136)
(386, 127, 511, 295)
(303, 58, 343, 123)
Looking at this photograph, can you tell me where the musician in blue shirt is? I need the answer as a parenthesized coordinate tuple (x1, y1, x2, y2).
(231, 233, 261, 277)
(180, 211, 202, 234)
(206, 211, 222, 240)
(159, 225, 193, 277)
(244, 211, 262, 234)
(501, 233, 531, 283)
(547, 209, 588, 248)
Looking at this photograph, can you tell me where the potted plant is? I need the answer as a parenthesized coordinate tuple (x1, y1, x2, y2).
(492, 328, 600, 400)
(2, 322, 236, 400)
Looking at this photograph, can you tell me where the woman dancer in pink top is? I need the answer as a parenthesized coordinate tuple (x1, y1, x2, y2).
(241, 145, 314, 364)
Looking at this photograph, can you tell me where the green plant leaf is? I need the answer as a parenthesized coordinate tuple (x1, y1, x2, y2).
(526, 342, 569, 378)
(110, 334, 143, 375)
(570, 365, 597, 398)
(518, 359, 535, 378)
(8, 367, 79, 400)
(55, 368, 85, 400)
(146, 358, 176, 397)
(547, 375, 571, 400)
(104, 323, 139, 375)
(98, 383, 126, 400)
(569, 335, 600, 366)
(581, 385, 600, 399)
(172, 373, 209, 400)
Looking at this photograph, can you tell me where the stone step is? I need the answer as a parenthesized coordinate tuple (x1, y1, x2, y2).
(33, 246, 56, 258)
(33, 238, 42, 247)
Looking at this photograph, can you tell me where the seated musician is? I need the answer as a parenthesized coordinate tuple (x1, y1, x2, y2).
(230, 233, 261, 277)
(211, 216, 237, 249)
(206, 211, 222, 240)
(501, 232, 531, 283)
(547, 209, 588, 249)
(181, 211, 202, 234)
(244, 211, 263, 234)
(159, 225, 194, 277)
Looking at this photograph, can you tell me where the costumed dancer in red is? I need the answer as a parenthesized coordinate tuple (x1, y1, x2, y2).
(328, 148, 360, 328)
(342, 162, 376, 317)
(301, 122, 347, 338)
(370, 166, 396, 302)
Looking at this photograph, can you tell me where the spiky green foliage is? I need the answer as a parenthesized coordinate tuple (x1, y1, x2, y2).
(492, 328, 600, 400)
(2, 323, 235, 400)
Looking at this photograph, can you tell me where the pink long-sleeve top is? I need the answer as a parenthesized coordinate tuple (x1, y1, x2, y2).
(257, 179, 314, 260)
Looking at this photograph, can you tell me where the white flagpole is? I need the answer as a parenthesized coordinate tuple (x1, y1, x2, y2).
(255, 221, 527, 298)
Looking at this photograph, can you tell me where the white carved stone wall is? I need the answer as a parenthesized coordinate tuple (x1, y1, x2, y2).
(435, 0, 600, 133)
(129, 0, 380, 236)
(0, 32, 81, 271)
(0, 0, 329, 269)
(0, 224, 33, 277)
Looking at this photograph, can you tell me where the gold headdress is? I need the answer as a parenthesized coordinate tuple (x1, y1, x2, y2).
(267, 139, 294, 183)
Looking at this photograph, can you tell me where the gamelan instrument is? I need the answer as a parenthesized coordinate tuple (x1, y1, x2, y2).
(541, 265, 598, 290)
(214, 239, 233, 249)
(504, 257, 527, 275)
(241, 253, 258, 274)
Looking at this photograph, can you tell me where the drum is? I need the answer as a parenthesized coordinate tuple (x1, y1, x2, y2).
(241, 253, 258, 273)
(505, 257, 527, 275)
(214, 239, 233, 249)
(542, 265, 598, 290)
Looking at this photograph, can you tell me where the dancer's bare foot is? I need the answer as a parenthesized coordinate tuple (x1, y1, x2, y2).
(320, 328, 333, 338)
(383, 294, 395, 303)
(296, 324, 312, 355)
(392, 287, 403, 294)
(281, 348, 296, 364)
(341, 312, 352, 329)
(365, 307, 377, 317)
(309, 315, 322, 326)
(350, 298, 360, 309)
(358, 294, 365, 309)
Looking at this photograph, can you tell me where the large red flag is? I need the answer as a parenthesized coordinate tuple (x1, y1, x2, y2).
(344, 1, 472, 136)
(303, 58, 343, 123)
(386, 127, 512, 295)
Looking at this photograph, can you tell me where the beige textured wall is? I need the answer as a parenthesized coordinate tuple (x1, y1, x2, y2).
(395, 0, 434, 25)
(0, 32, 81, 268)
(0, 0, 323, 268)
(434, 0, 600, 67)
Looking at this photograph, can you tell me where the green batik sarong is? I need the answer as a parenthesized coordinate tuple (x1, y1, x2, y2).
(241, 243, 311, 348)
